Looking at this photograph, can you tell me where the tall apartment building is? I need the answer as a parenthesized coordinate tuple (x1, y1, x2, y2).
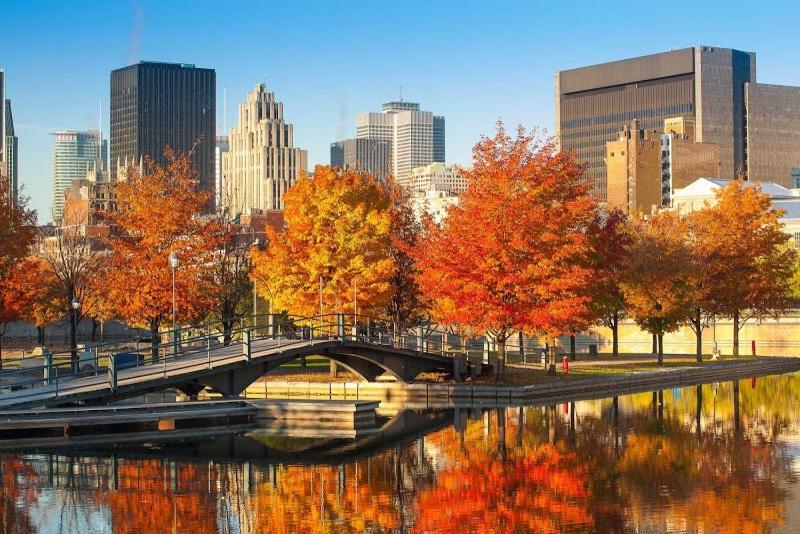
(110, 61, 215, 200)
(330, 138, 390, 180)
(215, 135, 229, 208)
(557, 46, 800, 198)
(51, 131, 107, 223)
(221, 84, 307, 214)
(356, 101, 445, 186)
(606, 118, 720, 215)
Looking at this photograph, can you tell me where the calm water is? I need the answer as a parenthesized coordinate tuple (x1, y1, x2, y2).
(3, 374, 800, 533)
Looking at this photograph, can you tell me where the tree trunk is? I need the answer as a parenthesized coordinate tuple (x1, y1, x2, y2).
(37, 325, 45, 345)
(732, 309, 740, 357)
(693, 308, 703, 363)
(150, 321, 159, 364)
(518, 331, 525, 364)
(223, 320, 233, 346)
(496, 337, 506, 380)
(652, 334, 657, 354)
(329, 360, 339, 378)
(0, 334, 3, 372)
(569, 331, 576, 361)
(547, 337, 557, 376)
(611, 312, 619, 358)
(657, 332, 664, 366)
(91, 318, 99, 342)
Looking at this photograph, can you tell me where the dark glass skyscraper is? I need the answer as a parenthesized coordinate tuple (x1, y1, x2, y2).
(110, 61, 216, 201)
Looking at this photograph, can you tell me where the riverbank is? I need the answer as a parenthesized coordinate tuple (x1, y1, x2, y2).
(238, 356, 800, 407)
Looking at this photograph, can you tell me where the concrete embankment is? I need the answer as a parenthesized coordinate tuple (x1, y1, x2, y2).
(241, 357, 800, 408)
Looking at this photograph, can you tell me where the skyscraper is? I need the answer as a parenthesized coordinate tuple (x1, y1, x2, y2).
(356, 101, 445, 186)
(110, 61, 216, 201)
(556, 46, 776, 198)
(221, 84, 307, 214)
(330, 138, 390, 180)
(4, 99, 18, 201)
(51, 131, 107, 223)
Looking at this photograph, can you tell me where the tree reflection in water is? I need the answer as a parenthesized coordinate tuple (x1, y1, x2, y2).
(0, 376, 798, 532)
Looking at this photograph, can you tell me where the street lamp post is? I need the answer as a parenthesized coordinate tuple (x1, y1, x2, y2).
(71, 298, 80, 373)
(169, 252, 179, 358)
(252, 239, 259, 328)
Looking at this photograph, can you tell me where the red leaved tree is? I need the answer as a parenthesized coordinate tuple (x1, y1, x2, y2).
(415, 123, 598, 377)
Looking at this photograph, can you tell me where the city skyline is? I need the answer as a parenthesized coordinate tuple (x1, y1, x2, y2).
(2, 0, 799, 218)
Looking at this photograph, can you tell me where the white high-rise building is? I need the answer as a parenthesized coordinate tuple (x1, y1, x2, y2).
(221, 84, 307, 214)
(356, 101, 444, 186)
(51, 131, 106, 223)
(409, 162, 466, 194)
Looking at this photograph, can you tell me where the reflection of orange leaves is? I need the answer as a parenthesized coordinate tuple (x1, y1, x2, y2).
(413, 444, 593, 533)
(1, 458, 40, 534)
(253, 462, 400, 533)
(99, 460, 218, 534)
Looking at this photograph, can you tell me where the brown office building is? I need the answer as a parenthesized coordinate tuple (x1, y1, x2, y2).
(606, 117, 720, 215)
(557, 46, 800, 198)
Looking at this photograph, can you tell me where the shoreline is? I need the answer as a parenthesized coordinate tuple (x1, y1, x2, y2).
(238, 356, 800, 407)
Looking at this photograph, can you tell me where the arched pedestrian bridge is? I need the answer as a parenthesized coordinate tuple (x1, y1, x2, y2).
(0, 314, 482, 409)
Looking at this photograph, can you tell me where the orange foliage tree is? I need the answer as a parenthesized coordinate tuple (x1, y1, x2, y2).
(620, 211, 696, 364)
(105, 151, 219, 360)
(0, 183, 37, 364)
(415, 124, 597, 377)
(252, 165, 394, 318)
(3, 256, 61, 345)
(688, 181, 795, 357)
(587, 208, 630, 357)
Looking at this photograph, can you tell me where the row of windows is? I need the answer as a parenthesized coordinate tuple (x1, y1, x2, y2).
(561, 103, 693, 129)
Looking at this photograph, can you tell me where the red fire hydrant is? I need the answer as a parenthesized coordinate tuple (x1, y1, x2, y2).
(751, 340, 756, 357)
(562, 356, 569, 375)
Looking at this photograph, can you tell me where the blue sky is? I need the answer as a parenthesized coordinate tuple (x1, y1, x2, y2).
(2, 0, 799, 219)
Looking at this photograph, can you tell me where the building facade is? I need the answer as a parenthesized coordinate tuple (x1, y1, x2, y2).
(51, 131, 107, 223)
(330, 138, 390, 180)
(554, 46, 800, 198)
(409, 162, 467, 194)
(4, 99, 18, 200)
(221, 84, 307, 214)
(215, 135, 229, 209)
(110, 61, 216, 200)
(356, 101, 445, 186)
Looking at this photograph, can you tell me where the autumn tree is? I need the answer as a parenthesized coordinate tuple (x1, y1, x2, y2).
(3, 256, 61, 345)
(105, 150, 218, 361)
(620, 211, 696, 365)
(0, 182, 37, 364)
(384, 176, 426, 332)
(204, 207, 255, 344)
(690, 181, 795, 356)
(587, 208, 630, 357)
(252, 165, 394, 318)
(39, 220, 106, 371)
(415, 124, 597, 377)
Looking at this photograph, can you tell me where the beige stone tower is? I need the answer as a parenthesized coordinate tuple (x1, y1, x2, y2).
(605, 121, 662, 215)
(221, 84, 307, 214)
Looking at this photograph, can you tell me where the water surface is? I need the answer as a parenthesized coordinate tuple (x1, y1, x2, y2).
(3, 374, 800, 533)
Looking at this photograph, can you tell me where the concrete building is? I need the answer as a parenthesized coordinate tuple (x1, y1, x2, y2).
(356, 101, 445, 186)
(4, 99, 18, 200)
(221, 84, 307, 214)
(606, 118, 722, 214)
(671, 177, 795, 215)
(557, 46, 800, 198)
(61, 177, 116, 233)
(110, 61, 215, 201)
(605, 121, 662, 215)
(215, 135, 229, 208)
(51, 131, 107, 223)
(409, 162, 467, 194)
(330, 138, 390, 180)
(411, 189, 460, 225)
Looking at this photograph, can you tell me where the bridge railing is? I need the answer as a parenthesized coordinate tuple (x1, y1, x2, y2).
(0, 313, 495, 404)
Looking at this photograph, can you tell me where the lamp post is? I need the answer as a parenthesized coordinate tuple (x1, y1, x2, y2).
(71, 298, 80, 373)
(169, 252, 179, 356)
(252, 239, 259, 327)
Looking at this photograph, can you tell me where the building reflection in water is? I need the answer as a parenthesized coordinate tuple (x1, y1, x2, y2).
(1, 375, 799, 532)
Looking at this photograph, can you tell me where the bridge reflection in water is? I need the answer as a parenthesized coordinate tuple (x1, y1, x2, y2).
(3, 377, 798, 533)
